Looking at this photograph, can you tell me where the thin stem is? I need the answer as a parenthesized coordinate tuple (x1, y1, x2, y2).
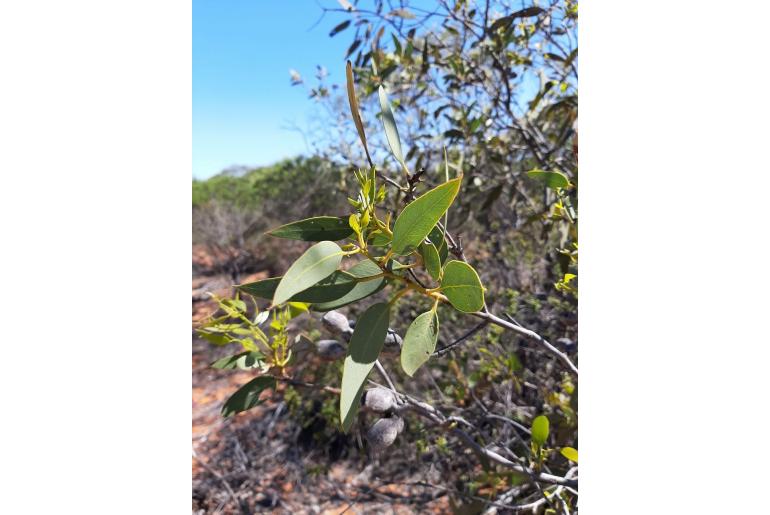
(471, 311, 578, 376)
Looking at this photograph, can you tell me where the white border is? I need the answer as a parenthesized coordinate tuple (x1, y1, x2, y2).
(0, 1, 190, 512)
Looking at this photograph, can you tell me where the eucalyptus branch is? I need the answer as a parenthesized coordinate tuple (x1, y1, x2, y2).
(374, 173, 579, 376)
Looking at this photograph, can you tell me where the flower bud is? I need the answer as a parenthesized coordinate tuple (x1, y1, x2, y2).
(315, 339, 347, 361)
(362, 387, 397, 413)
(322, 311, 353, 337)
(367, 416, 405, 450)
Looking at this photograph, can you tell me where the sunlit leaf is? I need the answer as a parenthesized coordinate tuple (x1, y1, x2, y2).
(272, 241, 344, 306)
(221, 376, 275, 417)
(340, 302, 390, 432)
(531, 415, 550, 446)
(198, 331, 234, 346)
(527, 169, 570, 189)
(287, 302, 309, 318)
(378, 85, 404, 166)
(560, 447, 578, 463)
(267, 216, 353, 241)
(400, 311, 439, 376)
(392, 177, 462, 255)
(440, 260, 485, 313)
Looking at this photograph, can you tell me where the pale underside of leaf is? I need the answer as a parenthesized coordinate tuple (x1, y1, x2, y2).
(272, 241, 344, 306)
(378, 85, 404, 166)
(400, 311, 440, 376)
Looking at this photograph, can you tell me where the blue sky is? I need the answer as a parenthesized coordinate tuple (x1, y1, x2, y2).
(193, 1, 350, 179)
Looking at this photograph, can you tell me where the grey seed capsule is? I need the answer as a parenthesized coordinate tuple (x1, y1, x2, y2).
(322, 311, 353, 336)
(362, 387, 397, 413)
(315, 339, 347, 361)
(367, 416, 405, 450)
(380, 330, 403, 356)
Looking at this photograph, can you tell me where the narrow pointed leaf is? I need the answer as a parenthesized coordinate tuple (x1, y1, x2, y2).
(267, 216, 353, 241)
(273, 241, 344, 306)
(441, 260, 485, 312)
(392, 177, 462, 255)
(378, 85, 404, 166)
(238, 277, 282, 299)
(340, 302, 390, 432)
(346, 61, 372, 165)
(400, 311, 439, 376)
(527, 169, 570, 189)
(221, 376, 276, 417)
(419, 242, 442, 281)
(312, 260, 386, 311)
(531, 415, 550, 446)
(329, 19, 351, 37)
(240, 264, 383, 306)
(442, 146, 449, 239)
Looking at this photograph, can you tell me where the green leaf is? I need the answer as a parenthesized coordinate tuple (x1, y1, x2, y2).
(346, 61, 371, 165)
(238, 277, 281, 299)
(211, 351, 265, 370)
(440, 260, 485, 313)
(531, 415, 550, 447)
(369, 231, 392, 247)
(428, 226, 449, 263)
(267, 216, 353, 241)
(340, 302, 390, 432)
(312, 260, 386, 311)
(391, 177, 462, 255)
(240, 271, 358, 304)
(348, 214, 361, 235)
(400, 311, 440, 376)
(527, 169, 570, 189)
(221, 376, 276, 418)
(329, 19, 351, 37)
(490, 7, 545, 32)
(419, 242, 442, 281)
(378, 85, 404, 166)
(287, 302, 309, 318)
(198, 331, 234, 346)
(273, 241, 345, 306)
(560, 447, 578, 463)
